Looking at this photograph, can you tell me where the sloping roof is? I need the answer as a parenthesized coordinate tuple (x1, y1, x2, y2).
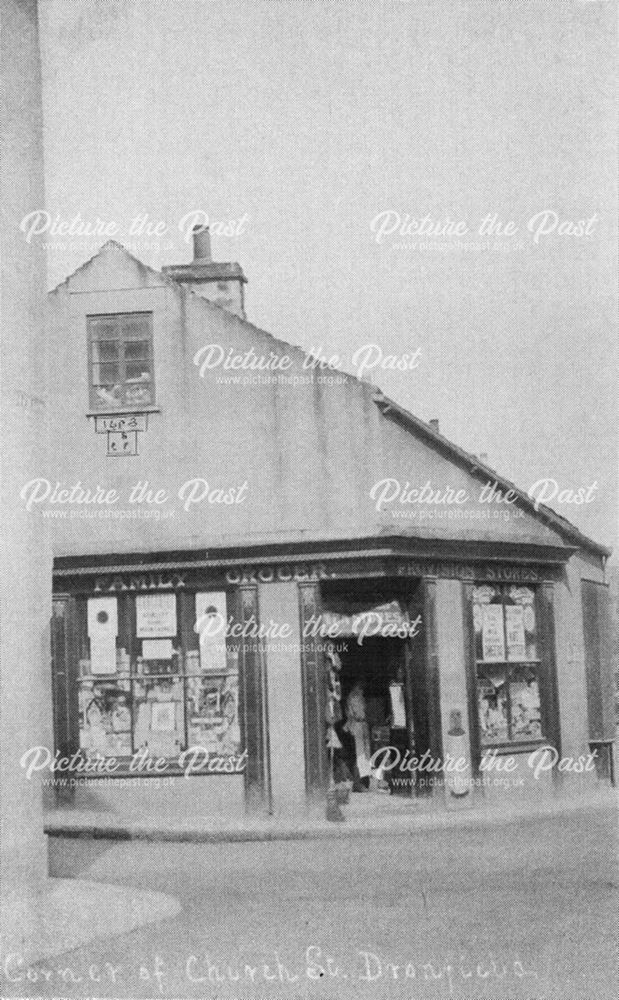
(50, 240, 178, 294)
(50, 241, 611, 560)
(372, 393, 611, 559)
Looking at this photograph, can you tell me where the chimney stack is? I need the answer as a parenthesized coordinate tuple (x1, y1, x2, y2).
(429, 418, 440, 433)
(192, 224, 212, 262)
(480, 452, 488, 464)
(164, 226, 247, 318)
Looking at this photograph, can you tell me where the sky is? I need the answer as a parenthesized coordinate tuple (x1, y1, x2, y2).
(37, 0, 617, 548)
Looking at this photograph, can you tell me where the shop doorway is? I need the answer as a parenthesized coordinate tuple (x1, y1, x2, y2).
(320, 579, 428, 801)
(337, 636, 411, 795)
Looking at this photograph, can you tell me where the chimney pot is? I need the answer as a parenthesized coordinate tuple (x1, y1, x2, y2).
(429, 418, 440, 433)
(192, 224, 212, 262)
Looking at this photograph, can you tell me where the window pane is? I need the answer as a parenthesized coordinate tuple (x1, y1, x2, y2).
(92, 362, 120, 385)
(122, 316, 151, 338)
(89, 318, 118, 338)
(124, 340, 150, 361)
(195, 592, 228, 672)
(79, 680, 132, 757)
(477, 665, 509, 743)
(186, 673, 240, 754)
(133, 677, 184, 757)
(92, 340, 119, 362)
(510, 666, 542, 740)
(125, 362, 151, 383)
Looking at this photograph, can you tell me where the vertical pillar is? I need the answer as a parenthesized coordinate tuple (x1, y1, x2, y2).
(538, 581, 561, 768)
(462, 580, 482, 778)
(434, 579, 474, 807)
(260, 582, 306, 815)
(553, 567, 584, 762)
(236, 585, 270, 813)
(0, 0, 51, 908)
(298, 582, 328, 801)
(421, 578, 443, 795)
(50, 597, 80, 804)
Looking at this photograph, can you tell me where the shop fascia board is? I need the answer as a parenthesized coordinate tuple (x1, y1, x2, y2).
(52, 537, 578, 580)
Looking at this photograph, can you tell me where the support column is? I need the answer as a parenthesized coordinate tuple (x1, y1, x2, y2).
(298, 582, 328, 801)
(260, 582, 306, 816)
(236, 585, 271, 813)
(434, 579, 474, 807)
(421, 578, 443, 796)
(50, 597, 80, 804)
(0, 0, 51, 901)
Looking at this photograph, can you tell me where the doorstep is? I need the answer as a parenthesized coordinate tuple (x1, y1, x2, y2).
(44, 785, 617, 844)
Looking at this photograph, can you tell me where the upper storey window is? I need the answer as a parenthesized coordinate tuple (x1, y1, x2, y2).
(88, 313, 154, 410)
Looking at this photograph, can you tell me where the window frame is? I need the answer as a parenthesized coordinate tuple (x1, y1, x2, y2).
(87, 312, 155, 412)
(471, 582, 547, 752)
(74, 589, 243, 775)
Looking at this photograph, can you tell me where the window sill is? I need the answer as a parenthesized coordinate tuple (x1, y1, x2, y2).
(86, 406, 161, 417)
(480, 739, 549, 755)
(476, 660, 541, 666)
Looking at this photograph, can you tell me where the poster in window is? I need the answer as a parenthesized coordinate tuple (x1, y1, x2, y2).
(481, 603, 505, 662)
(505, 604, 526, 661)
(389, 682, 406, 729)
(142, 638, 174, 661)
(195, 591, 227, 672)
(87, 596, 118, 637)
(90, 639, 117, 676)
(136, 593, 177, 638)
(87, 597, 118, 674)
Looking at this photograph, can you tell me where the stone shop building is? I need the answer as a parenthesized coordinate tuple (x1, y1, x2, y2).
(37, 235, 614, 824)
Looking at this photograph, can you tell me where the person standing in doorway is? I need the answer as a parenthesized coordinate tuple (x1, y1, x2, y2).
(344, 681, 372, 791)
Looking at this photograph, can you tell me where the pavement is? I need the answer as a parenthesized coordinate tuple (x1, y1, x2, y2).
(44, 783, 618, 843)
(4, 799, 614, 1000)
(1, 877, 180, 973)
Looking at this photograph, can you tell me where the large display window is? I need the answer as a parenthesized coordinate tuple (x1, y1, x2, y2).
(472, 584, 544, 746)
(76, 589, 241, 763)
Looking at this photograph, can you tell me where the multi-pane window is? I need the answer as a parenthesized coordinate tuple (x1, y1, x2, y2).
(77, 591, 241, 762)
(88, 313, 154, 410)
(473, 584, 543, 746)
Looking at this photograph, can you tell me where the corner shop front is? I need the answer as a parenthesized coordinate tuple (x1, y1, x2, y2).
(49, 540, 591, 823)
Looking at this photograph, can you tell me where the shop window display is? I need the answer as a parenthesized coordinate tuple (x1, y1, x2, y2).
(78, 590, 241, 764)
(473, 585, 542, 746)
